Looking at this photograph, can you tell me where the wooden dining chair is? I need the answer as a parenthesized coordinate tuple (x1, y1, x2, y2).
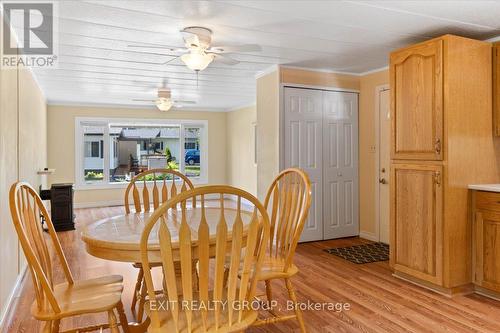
(9, 182, 129, 333)
(124, 168, 195, 321)
(254, 168, 312, 332)
(140, 185, 270, 333)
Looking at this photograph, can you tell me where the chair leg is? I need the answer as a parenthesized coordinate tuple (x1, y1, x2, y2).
(108, 309, 120, 333)
(223, 267, 229, 288)
(51, 319, 60, 333)
(265, 280, 273, 301)
(137, 276, 148, 322)
(131, 267, 144, 314)
(42, 321, 52, 333)
(117, 301, 130, 333)
(285, 278, 307, 333)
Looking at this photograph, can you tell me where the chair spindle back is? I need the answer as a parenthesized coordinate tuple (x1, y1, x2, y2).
(264, 168, 312, 271)
(9, 182, 74, 314)
(124, 168, 195, 214)
(140, 185, 270, 332)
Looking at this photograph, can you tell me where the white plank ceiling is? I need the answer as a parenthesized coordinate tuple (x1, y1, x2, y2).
(17, 1, 500, 110)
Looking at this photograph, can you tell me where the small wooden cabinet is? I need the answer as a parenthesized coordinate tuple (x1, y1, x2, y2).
(390, 35, 498, 295)
(472, 191, 500, 296)
(390, 39, 443, 161)
(493, 42, 500, 136)
(391, 164, 443, 285)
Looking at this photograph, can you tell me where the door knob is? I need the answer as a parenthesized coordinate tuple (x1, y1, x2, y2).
(381, 168, 386, 173)
(337, 172, 342, 177)
(379, 178, 387, 184)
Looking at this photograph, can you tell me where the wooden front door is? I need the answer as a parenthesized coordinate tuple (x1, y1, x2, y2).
(390, 39, 443, 160)
(390, 163, 443, 285)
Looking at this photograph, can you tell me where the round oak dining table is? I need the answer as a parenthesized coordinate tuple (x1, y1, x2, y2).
(81, 206, 254, 263)
(81, 206, 255, 333)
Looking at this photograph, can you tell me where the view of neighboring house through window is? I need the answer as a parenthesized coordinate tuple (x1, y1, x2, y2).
(83, 125, 105, 181)
(77, 118, 206, 187)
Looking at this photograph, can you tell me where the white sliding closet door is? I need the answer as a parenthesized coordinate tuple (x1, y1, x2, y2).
(284, 87, 323, 242)
(323, 91, 359, 239)
(284, 87, 359, 242)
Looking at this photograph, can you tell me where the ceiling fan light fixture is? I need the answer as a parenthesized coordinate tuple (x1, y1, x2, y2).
(181, 50, 214, 71)
(156, 97, 173, 111)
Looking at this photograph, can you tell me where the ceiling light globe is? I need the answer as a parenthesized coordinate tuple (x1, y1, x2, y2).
(156, 98, 173, 111)
(181, 52, 215, 71)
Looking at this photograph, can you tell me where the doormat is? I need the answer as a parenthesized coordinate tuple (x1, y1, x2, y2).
(324, 242, 389, 264)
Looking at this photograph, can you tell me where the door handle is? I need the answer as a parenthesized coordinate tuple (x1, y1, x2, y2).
(379, 178, 387, 184)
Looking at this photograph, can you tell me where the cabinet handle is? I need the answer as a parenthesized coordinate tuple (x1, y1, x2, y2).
(435, 138, 441, 154)
(433, 172, 441, 186)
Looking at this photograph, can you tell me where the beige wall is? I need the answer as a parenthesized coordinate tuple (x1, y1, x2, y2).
(359, 69, 389, 238)
(226, 105, 257, 195)
(280, 67, 360, 90)
(0, 55, 47, 327)
(47, 105, 227, 205)
(256, 70, 280, 200)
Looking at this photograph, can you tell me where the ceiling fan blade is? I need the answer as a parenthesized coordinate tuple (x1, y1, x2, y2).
(127, 44, 186, 52)
(173, 100, 196, 104)
(209, 44, 262, 53)
(212, 53, 239, 65)
(132, 99, 156, 102)
(162, 55, 181, 65)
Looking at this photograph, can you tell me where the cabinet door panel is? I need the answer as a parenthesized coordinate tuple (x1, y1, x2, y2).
(391, 39, 443, 160)
(390, 164, 443, 284)
(474, 211, 500, 292)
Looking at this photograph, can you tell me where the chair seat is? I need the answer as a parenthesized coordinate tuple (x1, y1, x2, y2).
(146, 292, 258, 333)
(257, 257, 299, 281)
(32, 275, 124, 320)
(225, 255, 299, 281)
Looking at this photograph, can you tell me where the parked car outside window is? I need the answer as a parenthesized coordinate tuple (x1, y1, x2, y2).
(185, 149, 200, 165)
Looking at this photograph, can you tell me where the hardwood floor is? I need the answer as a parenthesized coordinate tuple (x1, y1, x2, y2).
(4, 206, 500, 332)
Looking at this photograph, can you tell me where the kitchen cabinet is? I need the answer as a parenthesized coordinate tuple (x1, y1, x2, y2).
(493, 42, 500, 136)
(472, 190, 500, 297)
(390, 39, 443, 161)
(391, 164, 443, 285)
(389, 35, 498, 295)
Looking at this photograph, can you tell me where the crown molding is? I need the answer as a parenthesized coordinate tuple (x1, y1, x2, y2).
(254, 65, 279, 79)
(227, 102, 256, 112)
(279, 65, 362, 77)
(485, 35, 500, 43)
(47, 100, 226, 112)
(358, 66, 389, 76)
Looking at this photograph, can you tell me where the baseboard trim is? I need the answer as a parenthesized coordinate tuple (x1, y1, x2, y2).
(74, 200, 124, 209)
(359, 231, 378, 242)
(0, 265, 28, 332)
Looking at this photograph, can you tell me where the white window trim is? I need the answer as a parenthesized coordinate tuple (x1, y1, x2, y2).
(75, 117, 209, 190)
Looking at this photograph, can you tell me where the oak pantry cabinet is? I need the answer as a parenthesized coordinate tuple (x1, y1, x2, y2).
(389, 34, 498, 295)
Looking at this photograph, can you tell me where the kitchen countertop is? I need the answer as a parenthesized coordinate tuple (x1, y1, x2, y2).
(468, 184, 500, 193)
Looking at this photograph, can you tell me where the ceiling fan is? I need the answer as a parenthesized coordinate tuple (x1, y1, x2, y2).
(128, 26, 262, 71)
(132, 88, 196, 111)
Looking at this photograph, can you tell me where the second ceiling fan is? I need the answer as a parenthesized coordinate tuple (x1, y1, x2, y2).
(129, 26, 262, 71)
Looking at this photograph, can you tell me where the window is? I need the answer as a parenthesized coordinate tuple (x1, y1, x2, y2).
(76, 118, 208, 188)
(84, 141, 100, 158)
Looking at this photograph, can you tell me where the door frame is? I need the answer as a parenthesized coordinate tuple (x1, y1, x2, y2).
(375, 84, 390, 242)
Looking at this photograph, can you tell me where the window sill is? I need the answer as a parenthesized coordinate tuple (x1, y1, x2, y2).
(75, 178, 208, 191)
